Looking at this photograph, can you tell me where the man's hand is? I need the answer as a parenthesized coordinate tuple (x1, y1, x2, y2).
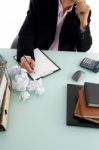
(20, 56, 35, 73)
(75, 0, 90, 28)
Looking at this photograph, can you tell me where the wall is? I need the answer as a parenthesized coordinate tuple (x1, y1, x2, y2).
(0, 0, 29, 48)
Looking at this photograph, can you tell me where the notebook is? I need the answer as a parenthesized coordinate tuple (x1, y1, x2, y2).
(79, 87, 99, 118)
(29, 48, 61, 80)
(66, 84, 99, 128)
(74, 94, 99, 124)
(84, 82, 99, 107)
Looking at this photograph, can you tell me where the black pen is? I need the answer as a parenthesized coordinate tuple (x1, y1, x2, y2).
(23, 55, 33, 70)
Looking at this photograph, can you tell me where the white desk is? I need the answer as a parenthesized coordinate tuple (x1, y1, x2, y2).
(0, 49, 99, 150)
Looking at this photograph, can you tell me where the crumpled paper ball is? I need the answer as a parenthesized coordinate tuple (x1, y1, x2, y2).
(9, 65, 45, 101)
(27, 79, 45, 95)
(10, 65, 29, 91)
(19, 91, 30, 102)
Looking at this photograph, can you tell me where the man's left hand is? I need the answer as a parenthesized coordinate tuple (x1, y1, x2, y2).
(75, 1, 90, 28)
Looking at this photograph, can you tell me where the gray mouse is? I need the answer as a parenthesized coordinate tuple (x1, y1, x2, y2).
(72, 70, 85, 81)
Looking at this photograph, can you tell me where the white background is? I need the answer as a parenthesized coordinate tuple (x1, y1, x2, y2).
(0, 0, 98, 52)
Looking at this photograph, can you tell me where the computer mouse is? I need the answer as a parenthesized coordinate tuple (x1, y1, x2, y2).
(72, 70, 85, 81)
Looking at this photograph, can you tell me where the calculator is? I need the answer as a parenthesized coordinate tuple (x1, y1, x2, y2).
(80, 57, 99, 73)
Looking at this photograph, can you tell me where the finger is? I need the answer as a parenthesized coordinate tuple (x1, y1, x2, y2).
(21, 61, 34, 73)
(21, 56, 31, 63)
(75, 5, 84, 15)
(74, 0, 86, 5)
(25, 56, 31, 63)
(20, 56, 35, 73)
(25, 63, 34, 74)
(75, 3, 90, 14)
(30, 59, 35, 69)
(76, 2, 90, 10)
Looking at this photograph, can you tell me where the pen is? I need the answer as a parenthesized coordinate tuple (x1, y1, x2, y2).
(23, 55, 33, 70)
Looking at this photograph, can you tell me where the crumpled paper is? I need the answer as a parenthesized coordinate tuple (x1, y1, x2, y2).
(19, 91, 30, 102)
(9, 65, 45, 101)
(27, 79, 45, 95)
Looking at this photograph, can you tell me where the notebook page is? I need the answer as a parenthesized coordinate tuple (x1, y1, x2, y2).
(29, 48, 59, 79)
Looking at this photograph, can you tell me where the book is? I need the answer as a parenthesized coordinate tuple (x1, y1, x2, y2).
(84, 82, 99, 107)
(74, 96, 99, 124)
(29, 48, 61, 80)
(79, 87, 99, 118)
(66, 84, 99, 128)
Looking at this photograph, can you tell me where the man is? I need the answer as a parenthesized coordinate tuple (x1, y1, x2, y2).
(17, 0, 92, 73)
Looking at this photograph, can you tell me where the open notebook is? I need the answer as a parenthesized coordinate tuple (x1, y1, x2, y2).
(14, 48, 60, 80)
(29, 48, 60, 80)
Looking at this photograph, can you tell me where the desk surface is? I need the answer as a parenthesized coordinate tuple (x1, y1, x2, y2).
(0, 49, 99, 150)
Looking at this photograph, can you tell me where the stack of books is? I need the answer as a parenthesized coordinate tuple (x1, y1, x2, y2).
(74, 82, 99, 124)
(0, 55, 11, 131)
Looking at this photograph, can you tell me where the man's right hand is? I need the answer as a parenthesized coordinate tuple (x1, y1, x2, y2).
(20, 56, 35, 74)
